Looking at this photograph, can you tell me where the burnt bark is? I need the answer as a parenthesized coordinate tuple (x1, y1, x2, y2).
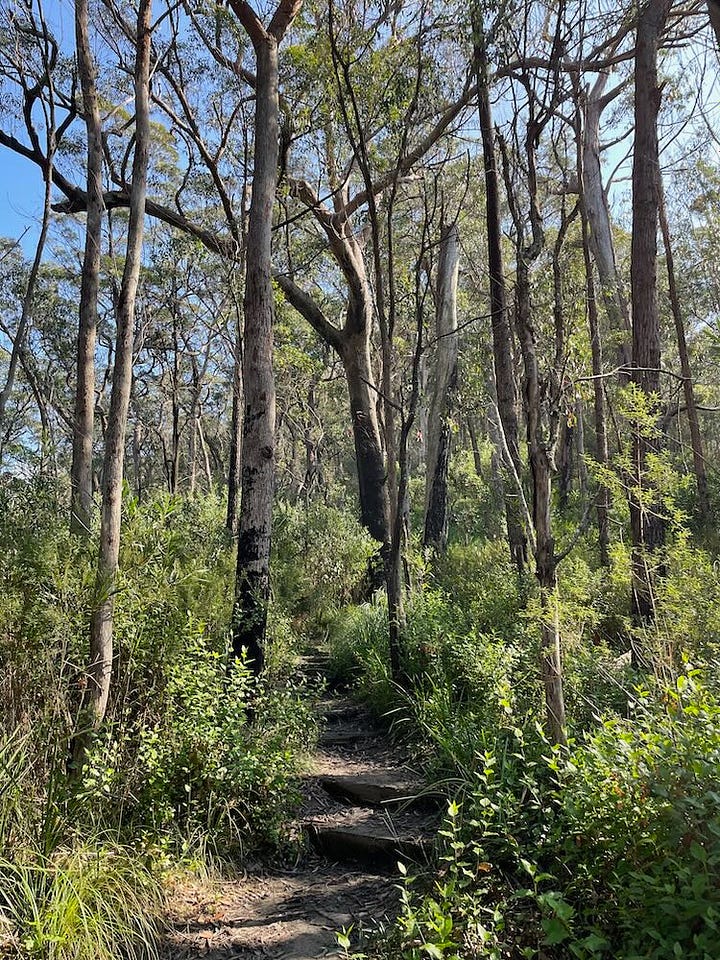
(708, 0, 720, 52)
(473, 15, 527, 571)
(276, 253, 391, 576)
(424, 221, 460, 553)
(557, 415, 574, 511)
(342, 326, 390, 551)
(228, 0, 302, 674)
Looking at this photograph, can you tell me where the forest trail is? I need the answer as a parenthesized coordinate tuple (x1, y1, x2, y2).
(163, 655, 440, 960)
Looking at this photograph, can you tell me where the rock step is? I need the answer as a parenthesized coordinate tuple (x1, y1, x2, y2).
(295, 655, 330, 674)
(305, 821, 432, 869)
(318, 726, 374, 746)
(319, 700, 371, 726)
(320, 774, 439, 809)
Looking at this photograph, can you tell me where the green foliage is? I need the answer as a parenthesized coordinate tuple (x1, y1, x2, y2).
(368, 676, 720, 960)
(559, 674, 720, 959)
(0, 726, 163, 960)
(272, 500, 375, 631)
(111, 642, 316, 855)
(0, 842, 163, 960)
(0, 481, 316, 866)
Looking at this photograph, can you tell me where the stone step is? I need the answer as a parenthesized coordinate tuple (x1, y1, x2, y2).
(318, 726, 374, 746)
(319, 774, 439, 809)
(295, 655, 330, 675)
(318, 700, 370, 726)
(305, 821, 433, 869)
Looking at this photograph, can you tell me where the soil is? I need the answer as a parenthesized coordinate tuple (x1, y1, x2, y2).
(162, 675, 439, 960)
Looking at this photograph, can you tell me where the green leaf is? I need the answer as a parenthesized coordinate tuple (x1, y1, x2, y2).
(542, 917, 571, 945)
(421, 943, 445, 959)
(690, 840, 707, 862)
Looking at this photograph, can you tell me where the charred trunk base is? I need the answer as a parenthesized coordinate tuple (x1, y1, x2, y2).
(231, 568, 268, 677)
(423, 418, 452, 553)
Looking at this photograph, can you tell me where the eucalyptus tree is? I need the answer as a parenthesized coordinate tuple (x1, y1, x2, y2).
(276, 0, 475, 584)
(71, 0, 104, 537)
(75, 0, 154, 748)
(628, 0, 672, 636)
(472, 5, 527, 571)
(423, 219, 460, 554)
(225, 0, 303, 674)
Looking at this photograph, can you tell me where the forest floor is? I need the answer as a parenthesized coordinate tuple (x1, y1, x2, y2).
(162, 658, 439, 960)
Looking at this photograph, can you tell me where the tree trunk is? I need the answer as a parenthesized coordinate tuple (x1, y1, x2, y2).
(576, 92, 611, 566)
(227, 0, 302, 674)
(474, 16, 527, 571)
(467, 415, 484, 478)
(80, 0, 152, 742)
(276, 268, 391, 580)
(341, 327, 391, 549)
(226, 311, 244, 535)
(583, 74, 632, 374)
(424, 221, 460, 553)
(657, 175, 709, 524)
(230, 32, 279, 675)
(630, 0, 671, 634)
(170, 301, 181, 494)
(516, 258, 567, 748)
(132, 414, 143, 500)
(575, 397, 588, 500)
(708, 0, 720, 52)
(557, 414, 574, 511)
(70, 0, 103, 537)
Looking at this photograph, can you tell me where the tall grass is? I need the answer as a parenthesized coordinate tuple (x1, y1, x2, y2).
(0, 727, 163, 960)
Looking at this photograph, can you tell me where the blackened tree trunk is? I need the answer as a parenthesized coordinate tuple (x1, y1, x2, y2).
(500, 93, 568, 745)
(630, 0, 671, 632)
(708, 0, 720, 51)
(341, 326, 390, 549)
(228, 0, 302, 675)
(575, 397, 588, 501)
(557, 415, 574, 511)
(424, 221, 460, 553)
(516, 255, 567, 748)
(80, 0, 153, 744)
(70, 0, 103, 537)
(169, 294, 181, 494)
(473, 14, 527, 571)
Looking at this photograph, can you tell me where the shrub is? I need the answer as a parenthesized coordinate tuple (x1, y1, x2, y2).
(372, 675, 720, 960)
(272, 500, 375, 631)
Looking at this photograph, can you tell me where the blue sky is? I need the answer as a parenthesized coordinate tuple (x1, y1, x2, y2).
(0, 148, 47, 253)
(0, 0, 73, 255)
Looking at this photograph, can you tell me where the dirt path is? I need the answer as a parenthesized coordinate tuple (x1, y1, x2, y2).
(163, 670, 439, 960)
